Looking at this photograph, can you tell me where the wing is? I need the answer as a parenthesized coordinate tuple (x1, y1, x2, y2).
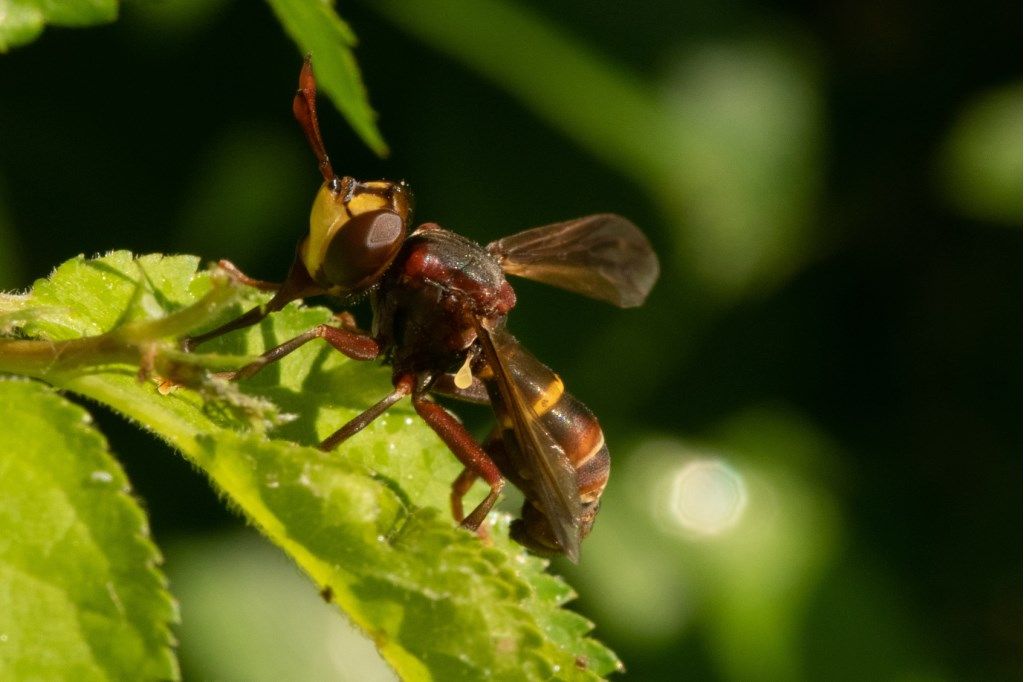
(487, 214, 659, 308)
(475, 322, 583, 561)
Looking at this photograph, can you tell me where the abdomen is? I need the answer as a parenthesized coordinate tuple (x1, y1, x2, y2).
(482, 341, 610, 527)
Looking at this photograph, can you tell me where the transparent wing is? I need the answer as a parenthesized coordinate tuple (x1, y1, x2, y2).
(487, 214, 659, 308)
(475, 322, 583, 561)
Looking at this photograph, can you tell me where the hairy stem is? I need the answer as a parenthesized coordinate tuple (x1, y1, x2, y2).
(0, 276, 243, 383)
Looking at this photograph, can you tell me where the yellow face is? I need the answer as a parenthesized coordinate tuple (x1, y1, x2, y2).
(300, 178, 414, 289)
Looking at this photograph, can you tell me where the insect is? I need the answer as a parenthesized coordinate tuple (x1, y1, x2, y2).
(185, 58, 659, 561)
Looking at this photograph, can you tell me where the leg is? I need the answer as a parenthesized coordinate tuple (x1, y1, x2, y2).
(450, 468, 478, 524)
(450, 426, 506, 523)
(185, 304, 270, 351)
(184, 250, 322, 351)
(216, 259, 280, 291)
(224, 324, 380, 381)
(414, 394, 505, 531)
(319, 375, 414, 450)
(450, 468, 495, 541)
(333, 310, 364, 334)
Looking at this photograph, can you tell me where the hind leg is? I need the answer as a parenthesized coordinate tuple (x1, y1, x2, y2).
(413, 395, 505, 532)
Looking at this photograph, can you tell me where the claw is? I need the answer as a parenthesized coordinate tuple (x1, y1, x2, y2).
(156, 379, 180, 395)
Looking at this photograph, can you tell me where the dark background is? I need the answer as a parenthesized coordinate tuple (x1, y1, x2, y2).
(0, 1, 1019, 679)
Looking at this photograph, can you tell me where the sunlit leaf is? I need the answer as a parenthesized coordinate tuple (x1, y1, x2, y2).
(266, 0, 388, 156)
(0, 378, 178, 680)
(0, 251, 620, 680)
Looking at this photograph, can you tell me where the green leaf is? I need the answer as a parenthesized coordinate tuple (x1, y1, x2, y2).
(266, 0, 389, 156)
(0, 0, 118, 52)
(0, 377, 178, 680)
(0, 251, 621, 680)
(21, 251, 211, 340)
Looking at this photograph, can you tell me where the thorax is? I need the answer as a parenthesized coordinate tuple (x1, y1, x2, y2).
(371, 225, 516, 375)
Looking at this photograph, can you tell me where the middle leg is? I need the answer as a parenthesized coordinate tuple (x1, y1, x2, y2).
(319, 374, 414, 451)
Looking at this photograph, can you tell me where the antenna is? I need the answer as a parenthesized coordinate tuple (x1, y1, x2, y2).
(292, 56, 335, 184)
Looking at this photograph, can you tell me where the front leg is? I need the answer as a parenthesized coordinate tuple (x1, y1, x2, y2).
(223, 323, 380, 381)
(216, 260, 280, 291)
(184, 251, 323, 350)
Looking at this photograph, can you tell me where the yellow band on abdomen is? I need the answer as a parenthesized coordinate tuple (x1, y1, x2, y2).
(531, 376, 564, 415)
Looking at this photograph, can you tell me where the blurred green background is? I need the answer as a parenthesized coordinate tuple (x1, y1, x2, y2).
(0, 1, 1019, 679)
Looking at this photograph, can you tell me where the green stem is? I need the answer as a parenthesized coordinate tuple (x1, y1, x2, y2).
(0, 278, 242, 382)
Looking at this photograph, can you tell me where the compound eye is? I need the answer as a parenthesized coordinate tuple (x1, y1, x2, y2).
(321, 209, 406, 289)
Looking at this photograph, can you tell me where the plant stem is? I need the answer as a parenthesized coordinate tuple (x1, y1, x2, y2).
(0, 279, 242, 382)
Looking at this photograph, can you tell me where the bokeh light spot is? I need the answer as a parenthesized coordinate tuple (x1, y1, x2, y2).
(667, 459, 747, 536)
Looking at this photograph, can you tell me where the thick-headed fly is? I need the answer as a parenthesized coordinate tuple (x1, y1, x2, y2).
(185, 59, 659, 562)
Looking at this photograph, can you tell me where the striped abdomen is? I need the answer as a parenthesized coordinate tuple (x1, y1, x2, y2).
(480, 340, 610, 552)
